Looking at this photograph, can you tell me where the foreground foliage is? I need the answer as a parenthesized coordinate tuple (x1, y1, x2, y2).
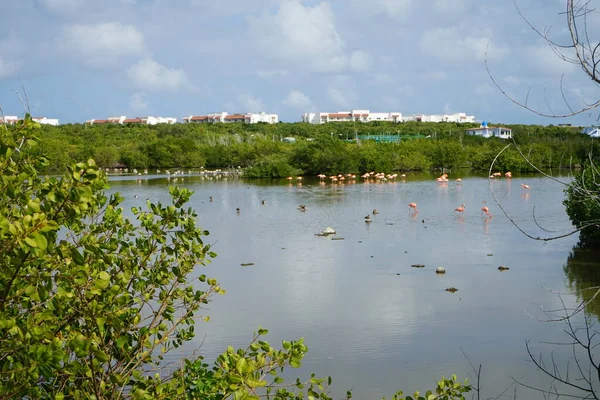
(564, 159, 600, 249)
(34, 121, 594, 176)
(0, 115, 471, 399)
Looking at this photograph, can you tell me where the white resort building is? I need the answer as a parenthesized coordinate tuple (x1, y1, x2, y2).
(302, 110, 402, 124)
(0, 116, 19, 125)
(402, 113, 476, 123)
(32, 117, 60, 126)
(465, 123, 512, 139)
(1, 116, 59, 125)
(183, 112, 279, 124)
(581, 126, 600, 138)
(85, 116, 177, 125)
(302, 110, 476, 124)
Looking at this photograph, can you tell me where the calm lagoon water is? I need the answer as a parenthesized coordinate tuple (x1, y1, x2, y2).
(107, 172, 599, 399)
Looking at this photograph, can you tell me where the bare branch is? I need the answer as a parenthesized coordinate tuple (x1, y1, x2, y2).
(488, 0, 600, 117)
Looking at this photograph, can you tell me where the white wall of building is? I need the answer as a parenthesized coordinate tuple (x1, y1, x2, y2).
(402, 113, 475, 123)
(368, 112, 401, 122)
(302, 110, 402, 124)
(247, 112, 279, 124)
(1, 116, 59, 125)
(143, 116, 177, 125)
(466, 126, 512, 139)
(86, 116, 175, 125)
(0, 116, 19, 125)
(582, 126, 600, 138)
(184, 112, 278, 124)
(32, 117, 60, 126)
(108, 116, 127, 124)
(301, 113, 319, 124)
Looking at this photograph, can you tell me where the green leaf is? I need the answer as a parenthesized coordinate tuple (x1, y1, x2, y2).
(96, 317, 106, 336)
(116, 336, 128, 349)
(236, 357, 247, 374)
(95, 271, 111, 289)
(33, 233, 47, 250)
(25, 236, 38, 248)
(71, 248, 84, 264)
(93, 349, 109, 362)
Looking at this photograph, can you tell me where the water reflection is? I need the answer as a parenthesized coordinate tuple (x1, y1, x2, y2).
(564, 247, 600, 318)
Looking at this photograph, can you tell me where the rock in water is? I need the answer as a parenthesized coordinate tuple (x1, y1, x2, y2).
(322, 227, 336, 235)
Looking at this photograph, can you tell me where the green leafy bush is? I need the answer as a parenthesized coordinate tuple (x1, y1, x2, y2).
(564, 161, 600, 249)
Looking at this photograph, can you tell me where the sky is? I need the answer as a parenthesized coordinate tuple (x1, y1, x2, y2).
(1, 0, 599, 125)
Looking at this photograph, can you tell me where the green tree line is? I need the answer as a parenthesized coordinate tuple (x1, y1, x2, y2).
(33, 121, 594, 177)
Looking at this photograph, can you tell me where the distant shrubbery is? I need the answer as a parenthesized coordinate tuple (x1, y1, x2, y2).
(34, 121, 594, 176)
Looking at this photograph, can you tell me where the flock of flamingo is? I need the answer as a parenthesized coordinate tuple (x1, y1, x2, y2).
(282, 170, 532, 221)
(287, 172, 404, 183)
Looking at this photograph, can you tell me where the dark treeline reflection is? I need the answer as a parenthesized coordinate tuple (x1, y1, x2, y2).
(564, 247, 600, 317)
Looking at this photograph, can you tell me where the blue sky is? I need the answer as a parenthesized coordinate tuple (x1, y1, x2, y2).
(1, 0, 599, 125)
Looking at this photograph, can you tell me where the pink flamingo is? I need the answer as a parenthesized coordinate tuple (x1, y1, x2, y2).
(481, 206, 492, 218)
(454, 204, 466, 214)
(408, 202, 418, 214)
(521, 183, 530, 190)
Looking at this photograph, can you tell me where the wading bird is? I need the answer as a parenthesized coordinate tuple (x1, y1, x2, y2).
(408, 202, 418, 214)
(481, 206, 492, 218)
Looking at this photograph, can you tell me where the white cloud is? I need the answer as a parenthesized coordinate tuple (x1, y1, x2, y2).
(328, 87, 358, 108)
(257, 70, 289, 79)
(569, 87, 597, 108)
(0, 57, 20, 79)
(248, 0, 369, 73)
(381, 97, 404, 110)
(352, 0, 413, 19)
(349, 50, 371, 72)
(236, 93, 266, 113)
(525, 45, 578, 75)
(0, 34, 23, 78)
(283, 89, 314, 110)
(127, 58, 188, 91)
(425, 70, 448, 81)
(474, 83, 495, 96)
(326, 75, 359, 108)
(130, 92, 148, 111)
(370, 73, 394, 85)
(421, 25, 509, 64)
(59, 22, 145, 68)
(433, 0, 467, 13)
(503, 75, 521, 86)
(189, 0, 271, 16)
(40, 0, 84, 14)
